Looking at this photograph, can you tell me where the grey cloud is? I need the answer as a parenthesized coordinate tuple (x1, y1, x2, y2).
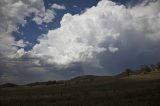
(0, 57, 84, 84)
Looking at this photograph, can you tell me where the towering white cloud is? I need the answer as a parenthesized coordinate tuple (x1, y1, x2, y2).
(29, 0, 160, 66)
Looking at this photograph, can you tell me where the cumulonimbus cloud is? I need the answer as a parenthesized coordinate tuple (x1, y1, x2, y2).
(28, 0, 160, 66)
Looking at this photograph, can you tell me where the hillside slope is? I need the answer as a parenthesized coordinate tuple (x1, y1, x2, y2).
(0, 71, 160, 106)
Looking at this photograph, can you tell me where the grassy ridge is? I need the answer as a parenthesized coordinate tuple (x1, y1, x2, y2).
(0, 71, 160, 106)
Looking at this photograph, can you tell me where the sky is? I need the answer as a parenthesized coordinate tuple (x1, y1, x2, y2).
(0, 0, 160, 84)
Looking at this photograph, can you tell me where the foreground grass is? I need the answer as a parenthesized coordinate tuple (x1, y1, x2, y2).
(0, 71, 160, 106)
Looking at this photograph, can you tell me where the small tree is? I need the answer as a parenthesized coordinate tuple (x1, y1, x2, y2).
(141, 65, 151, 74)
(46, 81, 52, 85)
(144, 65, 151, 72)
(52, 80, 57, 84)
(150, 64, 156, 71)
(157, 62, 160, 69)
(125, 68, 132, 76)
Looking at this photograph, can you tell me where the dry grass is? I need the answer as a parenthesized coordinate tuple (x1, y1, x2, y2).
(0, 71, 160, 106)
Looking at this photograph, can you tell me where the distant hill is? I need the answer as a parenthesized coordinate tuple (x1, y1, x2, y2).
(1, 70, 160, 106)
(0, 83, 17, 87)
(0, 62, 160, 106)
(116, 70, 136, 77)
(1, 62, 159, 87)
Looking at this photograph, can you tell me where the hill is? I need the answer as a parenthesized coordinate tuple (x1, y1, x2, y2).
(0, 83, 17, 87)
(0, 69, 160, 106)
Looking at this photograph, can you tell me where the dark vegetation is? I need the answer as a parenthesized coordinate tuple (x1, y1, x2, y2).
(0, 83, 17, 87)
(0, 62, 160, 106)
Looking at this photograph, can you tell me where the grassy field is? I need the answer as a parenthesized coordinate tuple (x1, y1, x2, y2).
(0, 71, 160, 106)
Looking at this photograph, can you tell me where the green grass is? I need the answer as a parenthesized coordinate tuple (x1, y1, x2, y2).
(1, 71, 160, 106)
